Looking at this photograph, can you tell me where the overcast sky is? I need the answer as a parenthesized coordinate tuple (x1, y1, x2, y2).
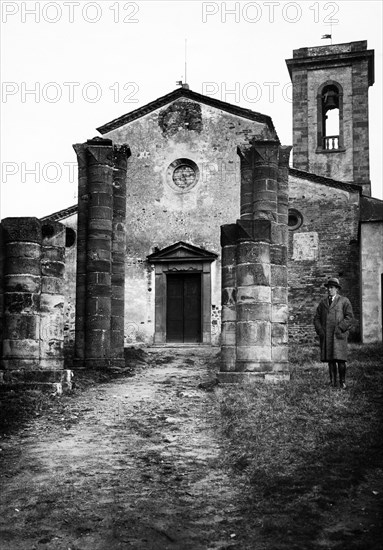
(1, 0, 382, 219)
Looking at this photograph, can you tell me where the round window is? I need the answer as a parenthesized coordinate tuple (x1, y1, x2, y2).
(166, 158, 199, 192)
(65, 228, 76, 247)
(173, 164, 196, 189)
(288, 209, 303, 230)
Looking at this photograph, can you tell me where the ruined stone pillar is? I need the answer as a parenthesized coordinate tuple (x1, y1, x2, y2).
(271, 146, 292, 371)
(72, 143, 88, 364)
(73, 138, 130, 369)
(85, 138, 114, 368)
(40, 222, 66, 369)
(1, 218, 42, 370)
(219, 140, 290, 381)
(239, 146, 253, 220)
(235, 221, 272, 374)
(252, 141, 289, 374)
(111, 145, 130, 366)
(236, 142, 278, 375)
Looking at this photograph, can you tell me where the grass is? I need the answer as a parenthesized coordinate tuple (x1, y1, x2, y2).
(216, 343, 383, 549)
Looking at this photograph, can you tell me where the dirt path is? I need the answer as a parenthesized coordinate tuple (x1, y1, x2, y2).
(0, 348, 249, 550)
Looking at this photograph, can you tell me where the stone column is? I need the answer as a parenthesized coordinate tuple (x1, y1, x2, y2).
(111, 145, 130, 366)
(236, 142, 279, 375)
(73, 138, 130, 369)
(238, 146, 253, 220)
(40, 222, 66, 369)
(271, 146, 292, 372)
(219, 140, 290, 382)
(235, 221, 272, 375)
(1, 218, 42, 370)
(73, 143, 88, 364)
(85, 138, 114, 368)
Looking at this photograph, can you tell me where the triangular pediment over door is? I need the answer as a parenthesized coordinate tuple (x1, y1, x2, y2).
(147, 241, 218, 264)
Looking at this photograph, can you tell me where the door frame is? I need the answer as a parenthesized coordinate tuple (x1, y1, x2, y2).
(166, 272, 202, 343)
(147, 242, 217, 345)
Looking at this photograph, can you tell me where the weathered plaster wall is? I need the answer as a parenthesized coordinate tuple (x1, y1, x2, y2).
(360, 222, 383, 342)
(104, 98, 274, 344)
(288, 176, 360, 343)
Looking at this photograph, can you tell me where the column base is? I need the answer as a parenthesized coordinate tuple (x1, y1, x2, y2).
(217, 371, 290, 384)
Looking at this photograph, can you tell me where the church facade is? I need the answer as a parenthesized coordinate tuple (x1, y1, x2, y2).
(0, 40, 382, 379)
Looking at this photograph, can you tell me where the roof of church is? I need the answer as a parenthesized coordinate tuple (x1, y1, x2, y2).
(41, 204, 77, 222)
(289, 167, 363, 194)
(96, 87, 277, 136)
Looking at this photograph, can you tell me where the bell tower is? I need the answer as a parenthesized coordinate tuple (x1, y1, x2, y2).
(286, 40, 374, 196)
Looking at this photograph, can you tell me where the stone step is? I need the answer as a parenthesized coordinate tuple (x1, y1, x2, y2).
(0, 369, 73, 393)
(0, 382, 64, 395)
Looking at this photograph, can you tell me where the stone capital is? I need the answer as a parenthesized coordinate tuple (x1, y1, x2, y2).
(250, 140, 281, 167)
(2, 218, 42, 244)
(237, 140, 281, 168)
(73, 138, 114, 166)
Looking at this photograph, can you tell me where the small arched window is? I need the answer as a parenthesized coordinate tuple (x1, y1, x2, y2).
(317, 81, 344, 152)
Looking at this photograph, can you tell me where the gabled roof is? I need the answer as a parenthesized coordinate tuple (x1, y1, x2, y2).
(97, 87, 277, 136)
(147, 241, 218, 263)
(41, 205, 77, 222)
(289, 167, 363, 194)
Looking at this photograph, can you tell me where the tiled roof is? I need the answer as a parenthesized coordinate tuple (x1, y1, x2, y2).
(40, 204, 77, 222)
(96, 87, 278, 136)
(289, 167, 362, 194)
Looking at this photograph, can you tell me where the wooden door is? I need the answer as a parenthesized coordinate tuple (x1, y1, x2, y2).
(166, 274, 201, 343)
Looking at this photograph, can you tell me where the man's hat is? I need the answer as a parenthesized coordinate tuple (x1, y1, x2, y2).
(324, 277, 341, 289)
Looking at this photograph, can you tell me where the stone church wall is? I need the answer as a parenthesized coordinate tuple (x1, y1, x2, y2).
(102, 99, 275, 344)
(287, 175, 361, 344)
(360, 222, 383, 342)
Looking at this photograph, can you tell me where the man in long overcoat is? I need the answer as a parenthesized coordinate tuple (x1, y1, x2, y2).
(314, 277, 354, 388)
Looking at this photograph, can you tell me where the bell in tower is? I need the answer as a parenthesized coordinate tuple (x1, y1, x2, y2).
(323, 87, 339, 111)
